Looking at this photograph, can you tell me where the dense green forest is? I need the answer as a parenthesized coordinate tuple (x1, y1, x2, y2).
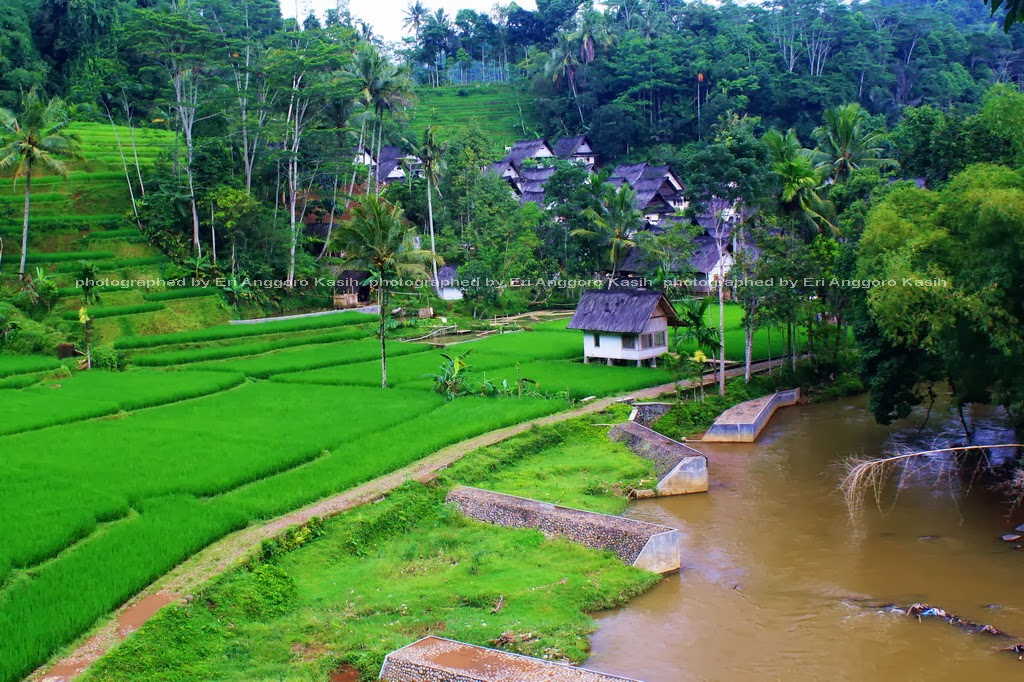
(1, 0, 1022, 425)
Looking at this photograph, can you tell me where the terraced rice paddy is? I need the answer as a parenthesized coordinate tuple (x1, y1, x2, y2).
(406, 84, 538, 150)
(0, 303, 804, 681)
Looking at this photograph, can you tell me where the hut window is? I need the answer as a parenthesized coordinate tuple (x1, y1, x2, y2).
(623, 334, 636, 349)
(654, 331, 667, 346)
(593, 333, 601, 347)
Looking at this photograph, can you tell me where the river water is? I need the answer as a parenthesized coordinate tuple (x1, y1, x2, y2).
(588, 395, 1023, 681)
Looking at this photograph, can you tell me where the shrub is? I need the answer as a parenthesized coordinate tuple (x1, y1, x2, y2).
(89, 347, 127, 371)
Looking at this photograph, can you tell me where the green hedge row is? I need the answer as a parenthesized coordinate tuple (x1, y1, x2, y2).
(81, 229, 144, 241)
(61, 303, 164, 320)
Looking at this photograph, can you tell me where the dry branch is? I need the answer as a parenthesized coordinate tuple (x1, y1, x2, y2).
(840, 444, 1024, 519)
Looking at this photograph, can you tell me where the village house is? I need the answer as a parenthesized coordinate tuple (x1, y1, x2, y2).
(607, 163, 688, 226)
(355, 145, 422, 186)
(567, 289, 681, 367)
(435, 263, 464, 301)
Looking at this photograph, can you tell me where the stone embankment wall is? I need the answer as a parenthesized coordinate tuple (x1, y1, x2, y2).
(445, 486, 681, 572)
(379, 636, 641, 682)
(609, 420, 708, 496)
(628, 402, 672, 428)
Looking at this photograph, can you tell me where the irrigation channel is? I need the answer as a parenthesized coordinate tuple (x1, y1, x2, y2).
(587, 394, 1023, 681)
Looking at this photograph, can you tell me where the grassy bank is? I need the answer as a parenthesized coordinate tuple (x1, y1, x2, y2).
(84, 413, 660, 681)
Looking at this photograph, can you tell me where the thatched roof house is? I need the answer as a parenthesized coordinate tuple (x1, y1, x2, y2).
(567, 289, 680, 367)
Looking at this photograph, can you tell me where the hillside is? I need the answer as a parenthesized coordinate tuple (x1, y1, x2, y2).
(0, 122, 231, 341)
(406, 84, 540, 151)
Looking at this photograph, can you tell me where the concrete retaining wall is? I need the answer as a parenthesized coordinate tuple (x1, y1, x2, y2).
(608, 421, 708, 496)
(702, 388, 800, 443)
(446, 486, 681, 573)
(379, 636, 641, 681)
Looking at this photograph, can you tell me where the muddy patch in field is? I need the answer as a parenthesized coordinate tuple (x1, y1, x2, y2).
(328, 664, 361, 681)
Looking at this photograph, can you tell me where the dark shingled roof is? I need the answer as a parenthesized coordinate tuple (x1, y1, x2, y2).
(375, 145, 403, 184)
(506, 139, 552, 166)
(436, 263, 459, 287)
(567, 289, 680, 333)
(553, 135, 587, 159)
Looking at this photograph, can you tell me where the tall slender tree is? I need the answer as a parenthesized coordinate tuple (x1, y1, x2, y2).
(0, 89, 80, 278)
(333, 195, 437, 388)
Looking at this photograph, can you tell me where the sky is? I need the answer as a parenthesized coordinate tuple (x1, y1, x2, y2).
(284, 1, 539, 43)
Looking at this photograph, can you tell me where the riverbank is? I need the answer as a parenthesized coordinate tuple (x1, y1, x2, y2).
(587, 394, 1024, 682)
(81, 412, 665, 680)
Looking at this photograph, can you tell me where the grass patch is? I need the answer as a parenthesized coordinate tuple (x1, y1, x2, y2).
(0, 369, 245, 437)
(141, 288, 219, 302)
(24, 251, 116, 264)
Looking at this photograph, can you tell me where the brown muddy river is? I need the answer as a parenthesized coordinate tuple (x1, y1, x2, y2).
(588, 395, 1023, 681)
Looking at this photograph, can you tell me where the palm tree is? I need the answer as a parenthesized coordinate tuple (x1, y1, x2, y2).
(342, 45, 414, 197)
(545, 32, 585, 126)
(0, 89, 80, 279)
(574, 183, 644, 284)
(410, 125, 444, 291)
(573, 9, 616, 65)
(333, 195, 437, 388)
(764, 129, 836, 236)
(402, 1, 429, 36)
(344, 44, 386, 195)
(811, 103, 895, 183)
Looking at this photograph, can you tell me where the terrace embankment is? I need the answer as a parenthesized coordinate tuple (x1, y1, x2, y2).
(446, 486, 682, 573)
(607, 420, 708, 496)
(380, 636, 641, 682)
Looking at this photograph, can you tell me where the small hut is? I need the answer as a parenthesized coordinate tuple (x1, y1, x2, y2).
(567, 289, 681, 367)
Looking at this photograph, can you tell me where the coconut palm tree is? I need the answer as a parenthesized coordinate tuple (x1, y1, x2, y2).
(409, 125, 444, 291)
(402, 1, 429, 36)
(0, 89, 80, 279)
(811, 103, 895, 183)
(333, 195, 437, 388)
(574, 183, 644, 284)
(764, 128, 836, 236)
(572, 9, 616, 65)
(546, 32, 585, 125)
(343, 45, 414, 197)
(370, 66, 414, 196)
